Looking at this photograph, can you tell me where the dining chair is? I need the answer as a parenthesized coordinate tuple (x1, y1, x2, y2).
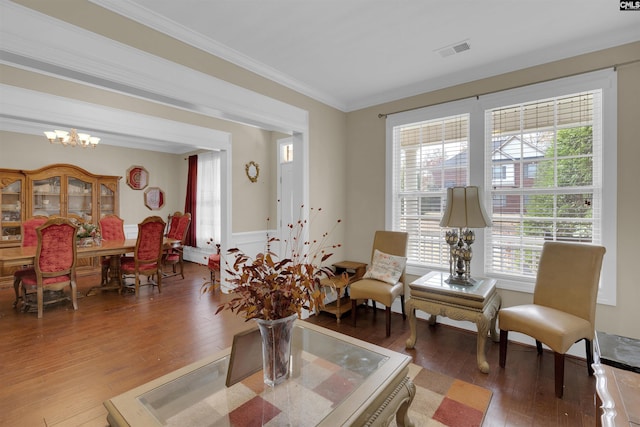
(350, 230, 408, 337)
(165, 211, 182, 238)
(12, 215, 48, 308)
(162, 212, 191, 279)
(20, 217, 79, 318)
(498, 241, 606, 398)
(98, 214, 126, 285)
(120, 216, 166, 296)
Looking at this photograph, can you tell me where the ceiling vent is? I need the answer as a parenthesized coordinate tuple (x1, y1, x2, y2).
(436, 40, 471, 58)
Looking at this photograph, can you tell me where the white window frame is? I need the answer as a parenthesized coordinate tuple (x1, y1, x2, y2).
(387, 69, 617, 305)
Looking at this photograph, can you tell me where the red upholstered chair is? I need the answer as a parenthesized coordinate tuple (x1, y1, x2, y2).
(120, 216, 166, 296)
(98, 214, 126, 285)
(20, 218, 79, 318)
(12, 216, 48, 308)
(165, 211, 181, 238)
(162, 212, 191, 279)
(207, 243, 221, 290)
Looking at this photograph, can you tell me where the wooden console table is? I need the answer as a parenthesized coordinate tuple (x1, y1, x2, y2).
(319, 260, 367, 323)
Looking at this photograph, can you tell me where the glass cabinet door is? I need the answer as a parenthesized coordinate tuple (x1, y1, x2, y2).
(67, 176, 93, 223)
(99, 183, 115, 218)
(1, 178, 23, 243)
(32, 176, 61, 217)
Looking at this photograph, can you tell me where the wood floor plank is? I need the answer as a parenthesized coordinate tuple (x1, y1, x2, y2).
(0, 262, 597, 426)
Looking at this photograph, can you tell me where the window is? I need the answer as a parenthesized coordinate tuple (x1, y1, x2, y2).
(195, 151, 221, 247)
(389, 112, 469, 267)
(387, 70, 616, 304)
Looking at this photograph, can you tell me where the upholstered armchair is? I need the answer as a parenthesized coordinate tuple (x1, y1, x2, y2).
(120, 216, 166, 296)
(20, 217, 79, 318)
(350, 231, 409, 337)
(12, 216, 48, 308)
(498, 241, 606, 398)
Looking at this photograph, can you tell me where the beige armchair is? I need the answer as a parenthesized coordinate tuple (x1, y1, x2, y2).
(498, 241, 606, 398)
(350, 231, 408, 337)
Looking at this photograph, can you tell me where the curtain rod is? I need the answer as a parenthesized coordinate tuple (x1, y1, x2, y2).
(378, 59, 639, 119)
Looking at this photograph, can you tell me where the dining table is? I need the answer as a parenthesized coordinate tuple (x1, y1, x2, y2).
(0, 238, 180, 300)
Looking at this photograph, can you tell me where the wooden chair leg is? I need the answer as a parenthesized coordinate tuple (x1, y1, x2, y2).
(351, 300, 357, 327)
(554, 352, 565, 398)
(37, 286, 44, 319)
(400, 295, 406, 320)
(585, 339, 594, 376)
(499, 330, 508, 368)
(385, 306, 391, 337)
(13, 276, 20, 308)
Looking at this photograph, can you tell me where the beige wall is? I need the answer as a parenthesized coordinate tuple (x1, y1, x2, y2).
(345, 42, 640, 339)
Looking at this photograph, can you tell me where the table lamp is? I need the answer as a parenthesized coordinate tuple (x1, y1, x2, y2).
(440, 186, 491, 285)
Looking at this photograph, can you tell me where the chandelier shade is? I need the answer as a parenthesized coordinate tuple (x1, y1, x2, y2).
(44, 129, 100, 148)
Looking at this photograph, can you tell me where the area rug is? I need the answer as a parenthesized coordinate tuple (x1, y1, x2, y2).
(390, 363, 493, 427)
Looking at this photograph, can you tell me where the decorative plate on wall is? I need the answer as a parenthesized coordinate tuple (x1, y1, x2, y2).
(144, 187, 165, 210)
(126, 165, 149, 190)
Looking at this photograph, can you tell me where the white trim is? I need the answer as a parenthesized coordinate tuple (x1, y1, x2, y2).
(0, 85, 230, 153)
(0, 0, 308, 134)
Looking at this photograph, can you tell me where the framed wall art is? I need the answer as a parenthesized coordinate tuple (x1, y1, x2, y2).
(144, 187, 165, 210)
(126, 165, 149, 190)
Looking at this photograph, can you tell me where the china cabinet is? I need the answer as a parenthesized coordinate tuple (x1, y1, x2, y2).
(0, 164, 120, 248)
(0, 164, 120, 285)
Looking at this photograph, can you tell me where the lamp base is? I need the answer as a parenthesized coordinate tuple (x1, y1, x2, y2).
(444, 275, 477, 286)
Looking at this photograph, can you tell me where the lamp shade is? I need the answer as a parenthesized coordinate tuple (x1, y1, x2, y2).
(440, 186, 492, 228)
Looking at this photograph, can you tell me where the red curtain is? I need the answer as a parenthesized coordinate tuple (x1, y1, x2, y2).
(184, 155, 198, 247)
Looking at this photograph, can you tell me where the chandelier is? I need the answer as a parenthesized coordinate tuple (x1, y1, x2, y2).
(44, 129, 100, 148)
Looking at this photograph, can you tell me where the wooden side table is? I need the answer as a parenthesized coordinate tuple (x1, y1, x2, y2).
(319, 261, 367, 323)
(405, 271, 501, 373)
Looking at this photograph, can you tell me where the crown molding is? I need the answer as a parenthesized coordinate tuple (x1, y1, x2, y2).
(0, 84, 231, 154)
(90, 0, 347, 112)
(0, 0, 308, 134)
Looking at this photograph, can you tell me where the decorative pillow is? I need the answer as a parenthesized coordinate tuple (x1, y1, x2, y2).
(363, 249, 407, 285)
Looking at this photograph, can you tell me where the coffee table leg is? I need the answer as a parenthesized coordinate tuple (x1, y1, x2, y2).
(395, 377, 416, 427)
(405, 300, 417, 349)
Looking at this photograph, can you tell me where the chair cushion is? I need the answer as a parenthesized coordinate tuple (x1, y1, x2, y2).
(208, 254, 221, 271)
(121, 259, 158, 273)
(13, 267, 35, 279)
(362, 249, 406, 284)
(21, 273, 71, 287)
(350, 278, 404, 307)
(164, 253, 180, 263)
(499, 304, 594, 354)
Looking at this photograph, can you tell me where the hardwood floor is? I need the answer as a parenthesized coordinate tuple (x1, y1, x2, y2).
(0, 262, 597, 426)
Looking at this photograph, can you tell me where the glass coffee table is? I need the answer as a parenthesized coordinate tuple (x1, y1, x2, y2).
(104, 321, 415, 426)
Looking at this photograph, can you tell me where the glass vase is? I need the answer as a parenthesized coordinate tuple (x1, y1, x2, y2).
(255, 313, 297, 387)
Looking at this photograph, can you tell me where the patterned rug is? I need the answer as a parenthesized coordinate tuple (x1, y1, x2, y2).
(390, 363, 493, 427)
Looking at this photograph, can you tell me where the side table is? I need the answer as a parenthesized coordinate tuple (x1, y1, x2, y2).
(319, 261, 367, 323)
(405, 271, 501, 373)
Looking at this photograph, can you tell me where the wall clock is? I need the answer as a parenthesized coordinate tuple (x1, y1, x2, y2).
(144, 187, 165, 210)
(126, 165, 149, 190)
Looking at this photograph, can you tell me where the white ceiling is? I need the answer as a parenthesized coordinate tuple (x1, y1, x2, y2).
(95, 0, 640, 112)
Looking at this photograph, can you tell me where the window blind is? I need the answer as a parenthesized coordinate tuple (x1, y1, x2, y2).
(485, 91, 602, 279)
(392, 114, 469, 266)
